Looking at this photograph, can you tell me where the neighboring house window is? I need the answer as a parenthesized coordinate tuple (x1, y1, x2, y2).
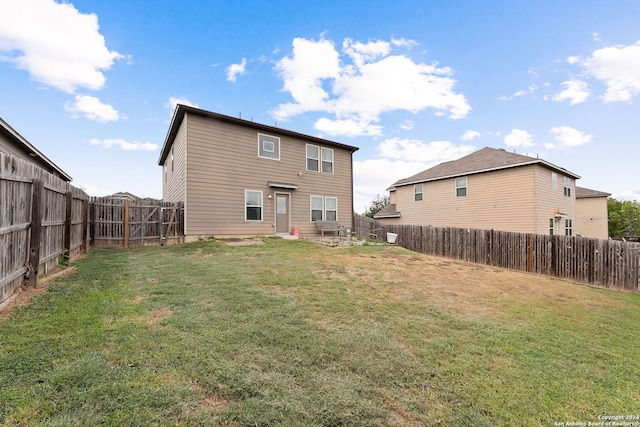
(258, 134, 280, 160)
(414, 184, 423, 201)
(164, 163, 167, 183)
(171, 147, 174, 172)
(563, 177, 571, 197)
(326, 197, 338, 221)
(245, 190, 263, 221)
(456, 177, 467, 197)
(551, 172, 557, 190)
(565, 219, 572, 236)
(321, 148, 334, 174)
(549, 218, 554, 235)
(310, 195, 323, 221)
(306, 145, 319, 172)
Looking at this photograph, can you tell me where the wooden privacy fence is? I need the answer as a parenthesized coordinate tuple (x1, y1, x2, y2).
(1, 151, 185, 305)
(354, 214, 640, 292)
(90, 197, 184, 247)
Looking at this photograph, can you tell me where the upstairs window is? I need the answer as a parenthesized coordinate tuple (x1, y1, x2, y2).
(321, 148, 334, 174)
(170, 147, 174, 172)
(563, 177, 571, 197)
(258, 134, 280, 160)
(306, 145, 319, 172)
(414, 184, 423, 201)
(456, 177, 468, 197)
(551, 172, 557, 190)
(245, 190, 263, 221)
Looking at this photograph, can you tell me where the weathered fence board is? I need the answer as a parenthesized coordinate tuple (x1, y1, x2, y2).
(354, 214, 640, 292)
(1, 152, 185, 305)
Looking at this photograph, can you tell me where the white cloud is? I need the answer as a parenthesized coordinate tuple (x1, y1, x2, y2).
(399, 120, 414, 130)
(167, 97, 198, 112)
(504, 129, 535, 147)
(226, 57, 247, 82)
(548, 126, 592, 149)
(272, 35, 470, 137)
(461, 130, 481, 141)
(90, 138, 158, 151)
(65, 94, 122, 122)
(581, 41, 640, 102)
(353, 139, 474, 213)
(314, 117, 383, 137)
(0, 0, 123, 93)
(551, 80, 590, 105)
(377, 138, 474, 162)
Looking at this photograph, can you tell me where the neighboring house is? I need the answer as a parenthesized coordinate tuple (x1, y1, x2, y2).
(376, 146, 600, 237)
(575, 186, 610, 239)
(105, 192, 141, 202)
(0, 117, 72, 181)
(158, 105, 359, 240)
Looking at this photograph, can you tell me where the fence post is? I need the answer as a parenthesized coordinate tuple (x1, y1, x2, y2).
(123, 199, 129, 248)
(82, 198, 89, 253)
(64, 191, 72, 262)
(27, 179, 43, 289)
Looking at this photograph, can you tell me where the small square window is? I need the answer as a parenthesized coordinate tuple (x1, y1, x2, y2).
(258, 134, 280, 160)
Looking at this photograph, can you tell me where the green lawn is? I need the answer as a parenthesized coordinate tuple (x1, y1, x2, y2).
(1, 238, 639, 426)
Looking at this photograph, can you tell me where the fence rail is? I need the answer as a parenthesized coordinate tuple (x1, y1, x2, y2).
(354, 214, 640, 292)
(1, 152, 184, 304)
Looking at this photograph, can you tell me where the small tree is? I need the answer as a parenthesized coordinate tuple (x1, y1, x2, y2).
(608, 198, 640, 238)
(363, 194, 390, 218)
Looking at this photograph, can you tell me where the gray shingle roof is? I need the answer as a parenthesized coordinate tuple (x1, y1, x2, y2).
(575, 186, 611, 199)
(391, 147, 580, 188)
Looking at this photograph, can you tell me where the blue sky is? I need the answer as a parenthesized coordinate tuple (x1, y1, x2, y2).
(1, 0, 639, 212)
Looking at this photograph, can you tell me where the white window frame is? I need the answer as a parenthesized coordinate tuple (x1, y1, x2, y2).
(551, 172, 557, 190)
(325, 197, 338, 221)
(321, 147, 334, 174)
(258, 134, 280, 161)
(456, 177, 468, 197)
(245, 190, 263, 221)
(306, 144, 319, 172)
(310, 195, 323, 222)
(565, 218, 573, 236)
(170, 147, 174, 172)
(414, 184, 423, 201)
(563, 177, 571, 197)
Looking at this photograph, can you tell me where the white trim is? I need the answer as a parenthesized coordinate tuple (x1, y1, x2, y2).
(257, 133, 280, 161)
(245, 189, 263, 221)
(321, 147, 334, 174)
(306, 144, 319, 172)
(455, 176, 468, 198)
(310, 194, 323, 222)
(325, 196, 338, 221)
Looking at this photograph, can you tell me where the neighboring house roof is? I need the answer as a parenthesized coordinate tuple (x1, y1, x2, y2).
(373, 203, 401, 219)
(390, 147, 580, 188)
(106, 192, 140, 201)
(158, 105, 359, 165)
(0, 117, 72, 181)
(575, 186, 611, 199)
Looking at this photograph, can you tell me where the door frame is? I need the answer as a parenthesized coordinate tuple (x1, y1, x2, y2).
(274, 192, 291, 234)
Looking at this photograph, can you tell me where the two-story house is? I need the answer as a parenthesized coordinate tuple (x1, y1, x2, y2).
(375, 147, 608, 238)
(158, 105, 359, 241)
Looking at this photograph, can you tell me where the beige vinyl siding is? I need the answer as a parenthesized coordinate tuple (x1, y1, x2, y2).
(162, 117, 187, 203)
(383, 166, 538, 232)
(532, 165, 575, 235)
(576, 197, 609, 239)
(380, 164, 580, 236)
(183, 114, 353, 238)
